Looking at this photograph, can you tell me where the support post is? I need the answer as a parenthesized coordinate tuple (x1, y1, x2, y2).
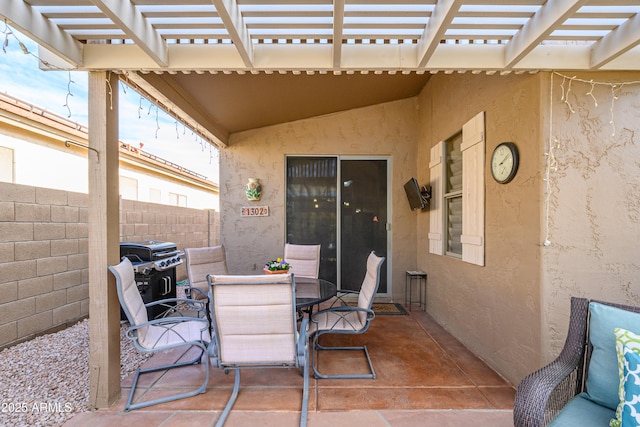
(87, 71, 121, 408)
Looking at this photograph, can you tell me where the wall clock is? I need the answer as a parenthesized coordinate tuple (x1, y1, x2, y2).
(490, 142, 519, 184)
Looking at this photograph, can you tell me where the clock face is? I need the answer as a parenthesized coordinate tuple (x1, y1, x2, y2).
(491, 142, 519, 184)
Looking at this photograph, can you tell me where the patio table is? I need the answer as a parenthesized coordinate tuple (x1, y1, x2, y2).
(294, 277, 337, 314)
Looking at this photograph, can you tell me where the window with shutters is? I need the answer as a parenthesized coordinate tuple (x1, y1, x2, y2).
(428, 111, 485, 266)
(444, 132, 463, 257)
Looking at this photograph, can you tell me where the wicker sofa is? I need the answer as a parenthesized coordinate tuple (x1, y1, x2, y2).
(514, 297, 640, 427)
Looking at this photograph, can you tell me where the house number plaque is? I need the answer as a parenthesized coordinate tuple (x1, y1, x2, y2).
(241, 206, 269, 217)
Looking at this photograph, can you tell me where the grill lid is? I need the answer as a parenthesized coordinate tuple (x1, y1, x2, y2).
(120, 240, 176, 252)
(120, 240, 179, 261)
(120, 240, 183, 273)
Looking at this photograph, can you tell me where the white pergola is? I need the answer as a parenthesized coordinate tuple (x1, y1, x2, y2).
(3, 0, 640, 146)
(2, 0, 640, 408)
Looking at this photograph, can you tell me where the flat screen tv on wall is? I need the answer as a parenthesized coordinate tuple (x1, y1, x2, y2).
(404, 177, 428, 211)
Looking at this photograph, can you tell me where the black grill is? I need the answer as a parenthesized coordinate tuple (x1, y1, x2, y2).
(119, 240, 183, 320)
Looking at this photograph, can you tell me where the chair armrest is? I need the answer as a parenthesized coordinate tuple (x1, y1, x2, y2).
(329, 289, 360, 307)
(126, 316, 210, 345)
(313, 305, 374, 317)
(144, 297, 208, 318)
(513, 358, 582, 427)
(311, 306, 375, 331)
(513, 297, 589, 427)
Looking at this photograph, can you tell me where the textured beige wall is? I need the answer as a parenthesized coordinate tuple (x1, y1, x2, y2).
(219, 98, 419, 301)
(218, 71, 640, 387)
(417, 73, 544, 385)
(541, 71, 640, 361)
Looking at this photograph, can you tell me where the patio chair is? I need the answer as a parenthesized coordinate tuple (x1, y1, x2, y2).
(206, 273, 310, 427)
(513, 297, 640, 427)
(284, 243, 321, 279)
(108, 257, 210, 411)
(184, 245, 228, 300)
(309, 251, 385, 379)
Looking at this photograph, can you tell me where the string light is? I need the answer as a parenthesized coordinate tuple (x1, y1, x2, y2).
(553, 72, 640, 137)
(545, 72, 640, 247)
(2, 20, 77, 117)
(3, 21, 220, 182)
(155, 104, 160, 139)
(62, 71, 75, 117)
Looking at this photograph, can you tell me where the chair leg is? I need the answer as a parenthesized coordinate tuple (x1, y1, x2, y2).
(125, 344, 209, 411)
(215, 368, 241, 427)
(301, 349, 309, 427)
(311, 332, 376, 379)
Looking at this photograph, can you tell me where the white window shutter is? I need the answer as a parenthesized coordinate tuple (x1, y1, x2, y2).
(428, 141, 444, 255)
(461, 111, 485, 266)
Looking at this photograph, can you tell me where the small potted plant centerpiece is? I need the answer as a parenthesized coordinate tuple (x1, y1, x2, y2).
(264, 258, 290, 274)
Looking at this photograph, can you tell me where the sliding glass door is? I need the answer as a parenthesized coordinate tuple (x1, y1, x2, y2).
(340, 159, 388, 293)
(286, 156, 389, 294)
(286, 157, 338, 284)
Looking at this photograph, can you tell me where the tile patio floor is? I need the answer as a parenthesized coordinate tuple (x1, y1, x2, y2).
(64, 308, 515, 427)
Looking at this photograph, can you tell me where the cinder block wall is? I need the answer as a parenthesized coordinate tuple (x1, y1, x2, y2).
(0, 182, 219, 349)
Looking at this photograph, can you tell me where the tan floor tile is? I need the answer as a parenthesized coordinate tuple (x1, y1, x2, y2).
(63, 312, 515, 427)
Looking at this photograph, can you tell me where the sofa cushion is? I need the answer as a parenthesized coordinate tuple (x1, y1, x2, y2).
(548, 392, 614, 427)
(611, 328, 640, 427)
(621, 349, 640, 426)
(586, 303, 640, 410)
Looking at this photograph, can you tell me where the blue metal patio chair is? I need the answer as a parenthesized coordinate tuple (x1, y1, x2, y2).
(309, 251, 385, 379)
(109, 257, 210, 411)
(207, 273, 310, 427)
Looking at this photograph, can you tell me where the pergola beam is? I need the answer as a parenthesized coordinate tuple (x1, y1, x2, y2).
(77, 41, 640, 72)
(504, 0, 587, 69)
(590, 12, 640, 69)
(332, 0, 345, 69)
(1, 0, 84, 66)
(211, 0, 254, 67)
(91, 0, 168, 67)
(416, 0, 462, 68)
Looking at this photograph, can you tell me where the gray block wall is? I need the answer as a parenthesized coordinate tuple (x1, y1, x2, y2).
(0, 182, 219, 349)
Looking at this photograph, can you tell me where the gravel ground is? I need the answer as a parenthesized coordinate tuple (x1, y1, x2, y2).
(0, 319, 151, 427)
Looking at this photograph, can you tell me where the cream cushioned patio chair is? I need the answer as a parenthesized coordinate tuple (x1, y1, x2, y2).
(309, 251, 385, 379)
(184, 245, 228, 300)
(284, 243, 321, 279)
(206, 273, 310, 427)
(109, 257, 211, 411)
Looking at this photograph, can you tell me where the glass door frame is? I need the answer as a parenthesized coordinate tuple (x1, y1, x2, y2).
(285, 154, 392, 297)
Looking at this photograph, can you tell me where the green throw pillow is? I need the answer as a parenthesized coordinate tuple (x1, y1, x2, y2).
(611, 328, 640, 427)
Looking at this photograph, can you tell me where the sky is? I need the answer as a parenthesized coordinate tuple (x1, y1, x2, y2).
(0, 25, 219, 183)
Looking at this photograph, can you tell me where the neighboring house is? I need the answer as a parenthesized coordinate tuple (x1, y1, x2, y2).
(0, 92, 219, 210)
(0, 92, 220, 351)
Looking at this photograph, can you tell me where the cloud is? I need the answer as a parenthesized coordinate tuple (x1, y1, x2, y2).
(0, 26, 219, 182)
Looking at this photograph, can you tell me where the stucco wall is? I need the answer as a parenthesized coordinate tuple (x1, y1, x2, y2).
(0, 182, 219, 349)
(219, 98, 419, 301)
(417, 73, 544, 385)
(541, 71, 640, 361)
